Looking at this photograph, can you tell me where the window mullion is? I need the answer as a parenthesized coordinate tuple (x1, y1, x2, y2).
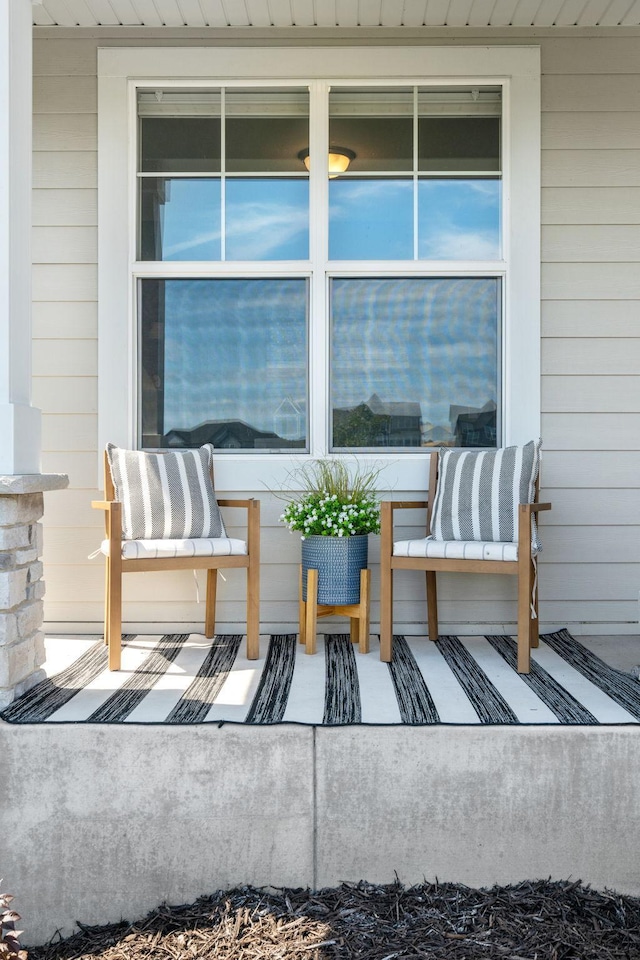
(220, 87, 226, 262)
(308, 80, 329, 458)
(413, 85, 418, 261)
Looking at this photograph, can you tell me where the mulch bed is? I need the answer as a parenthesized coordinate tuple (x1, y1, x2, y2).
(29, 879, 640, 960)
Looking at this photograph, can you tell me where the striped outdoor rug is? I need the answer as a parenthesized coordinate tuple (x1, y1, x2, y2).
(2, 629, 640, 726)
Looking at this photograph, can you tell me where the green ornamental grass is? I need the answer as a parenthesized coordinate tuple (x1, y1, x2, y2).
(280, 459, 381, 539)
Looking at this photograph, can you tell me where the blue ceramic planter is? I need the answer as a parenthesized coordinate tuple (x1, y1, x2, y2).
(301, 534, 368, 605)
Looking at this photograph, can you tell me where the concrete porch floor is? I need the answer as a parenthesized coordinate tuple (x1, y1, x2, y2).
(1, 631, 639, 945)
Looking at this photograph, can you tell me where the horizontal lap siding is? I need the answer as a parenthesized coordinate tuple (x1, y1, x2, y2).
(33, 38, 102, 629)
(540, 35, 640, 633)
(33, 33, 640, 635)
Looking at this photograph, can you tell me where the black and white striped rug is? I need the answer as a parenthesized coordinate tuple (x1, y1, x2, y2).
(2, 629, 640, 726)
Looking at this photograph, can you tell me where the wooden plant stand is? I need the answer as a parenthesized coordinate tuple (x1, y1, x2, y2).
(299, 565, 371, 655)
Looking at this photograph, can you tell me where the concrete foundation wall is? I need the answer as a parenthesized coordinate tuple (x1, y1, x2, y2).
(1, 721, 639, 945)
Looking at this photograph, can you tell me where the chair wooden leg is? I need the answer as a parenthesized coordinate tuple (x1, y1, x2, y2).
(205, 568, 217, 639)
(379, 562, 393, 662)
(530, 558, 540, 649)
(305, 568, 318, 655)
(246, 559, 260, 661)
(103, 559, 110, 647)
(517, 557, 534, 674)
(107, 557, 122, 671)
(427, 571, 438, 641)
(359, 568, 370, 654)
(379, 500, 394, 662)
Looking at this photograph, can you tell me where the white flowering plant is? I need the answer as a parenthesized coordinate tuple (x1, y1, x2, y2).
(279, 459, 381, 539)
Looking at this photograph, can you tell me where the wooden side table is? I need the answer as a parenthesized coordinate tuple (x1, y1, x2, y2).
(299, 565, 371, 655)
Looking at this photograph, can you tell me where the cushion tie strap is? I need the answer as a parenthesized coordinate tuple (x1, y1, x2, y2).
(530, 556, 538, 620)
(193, 569, 200, 604)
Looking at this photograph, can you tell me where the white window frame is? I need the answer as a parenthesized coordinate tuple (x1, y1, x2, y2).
(98, 45, 540, 491)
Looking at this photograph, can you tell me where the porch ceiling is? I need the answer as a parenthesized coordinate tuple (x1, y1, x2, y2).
(30, 0, 640, 29)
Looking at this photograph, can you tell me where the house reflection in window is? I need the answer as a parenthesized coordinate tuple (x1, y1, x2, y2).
(451, 401, 497, 448)
(333, 393, 422, 449)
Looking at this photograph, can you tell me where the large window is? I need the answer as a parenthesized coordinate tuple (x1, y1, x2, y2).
(98, 46, 540, 486)
(135, 82, 504, 453)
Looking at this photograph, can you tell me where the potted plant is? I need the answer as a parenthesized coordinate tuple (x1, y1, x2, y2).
(280, 459, 381, 606)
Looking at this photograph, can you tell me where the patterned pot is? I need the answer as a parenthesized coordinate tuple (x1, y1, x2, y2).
(301, 534, 368, 605)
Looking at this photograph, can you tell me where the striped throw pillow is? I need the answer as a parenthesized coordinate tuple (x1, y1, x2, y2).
(106, 444, 226, 541)
(429, 441, 541, 549)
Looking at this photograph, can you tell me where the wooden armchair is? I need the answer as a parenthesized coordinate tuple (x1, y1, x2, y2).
(380, 443, 551, 674)
(92, 445, 260, 670)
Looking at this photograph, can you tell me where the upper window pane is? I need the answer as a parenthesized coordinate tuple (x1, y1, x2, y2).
(329, 89, 413, 173)
(226, 89, 308, 173)
(226, 117, 309, 172)
(418, 117, 500, 172)
(329, 179, 413, 260)
(140, 178, 221, 261)
(226, 178, 309, 260)
(140, 117, 221, 173)
(418, 178, 501, 260)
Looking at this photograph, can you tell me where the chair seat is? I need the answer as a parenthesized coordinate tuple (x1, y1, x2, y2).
(393, 537, 540, 562)
(101, 537, 247, 560)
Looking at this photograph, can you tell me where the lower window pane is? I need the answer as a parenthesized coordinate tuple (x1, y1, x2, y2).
(139, 278, 308, 450)
(418, 178, 501, 260)
(329, 178, 413, 260)
(331, 277, 500, 450)
(140, 178, 221, 261)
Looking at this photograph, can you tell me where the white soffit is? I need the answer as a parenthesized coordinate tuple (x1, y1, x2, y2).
(31, 0, 640, 28)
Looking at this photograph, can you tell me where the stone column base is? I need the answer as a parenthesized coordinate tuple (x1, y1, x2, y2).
(0, 473, 68, 709)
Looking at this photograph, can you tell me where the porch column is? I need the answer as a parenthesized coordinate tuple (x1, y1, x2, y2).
(0, 0, 67, 708)
(0, 0, 39, 474)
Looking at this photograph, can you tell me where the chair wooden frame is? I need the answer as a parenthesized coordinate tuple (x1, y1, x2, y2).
(92, 451, 260, 671)
(379, 453, 551, 673)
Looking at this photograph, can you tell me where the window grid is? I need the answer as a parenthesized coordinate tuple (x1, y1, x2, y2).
(134, 80, 506, 455)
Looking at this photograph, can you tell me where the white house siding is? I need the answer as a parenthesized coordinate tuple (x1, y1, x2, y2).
(33, 29, 640, 636)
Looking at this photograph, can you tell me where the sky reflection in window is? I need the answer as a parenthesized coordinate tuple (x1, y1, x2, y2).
(225, 178, 309, 260)
(140, 278, 308, 449)
(329, 179, 413, 260)
(331, 277, 499, 449)
(140, 178, 221, 261)
(418, 178, 501, 260)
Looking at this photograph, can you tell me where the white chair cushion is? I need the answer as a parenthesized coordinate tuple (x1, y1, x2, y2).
(101, 537, 247, 560)
(393, 538, 540, 561)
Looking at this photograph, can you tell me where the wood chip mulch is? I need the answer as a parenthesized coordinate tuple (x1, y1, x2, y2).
(29, 879, 640, 960)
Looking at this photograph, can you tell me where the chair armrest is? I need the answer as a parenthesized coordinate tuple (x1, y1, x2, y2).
(218, 499, 260, 559)
(519, 501, 552, 520)
(91, 498, 122, 550)
(381, 500, 428, 528)
(518, 501, 552, 561)
(381, 500, 428, 559)
(383, 500, 429, 513)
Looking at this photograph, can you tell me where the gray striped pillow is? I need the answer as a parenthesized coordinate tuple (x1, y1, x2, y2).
(430, 441, 541, 550)
(106, 444, 226, 541)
